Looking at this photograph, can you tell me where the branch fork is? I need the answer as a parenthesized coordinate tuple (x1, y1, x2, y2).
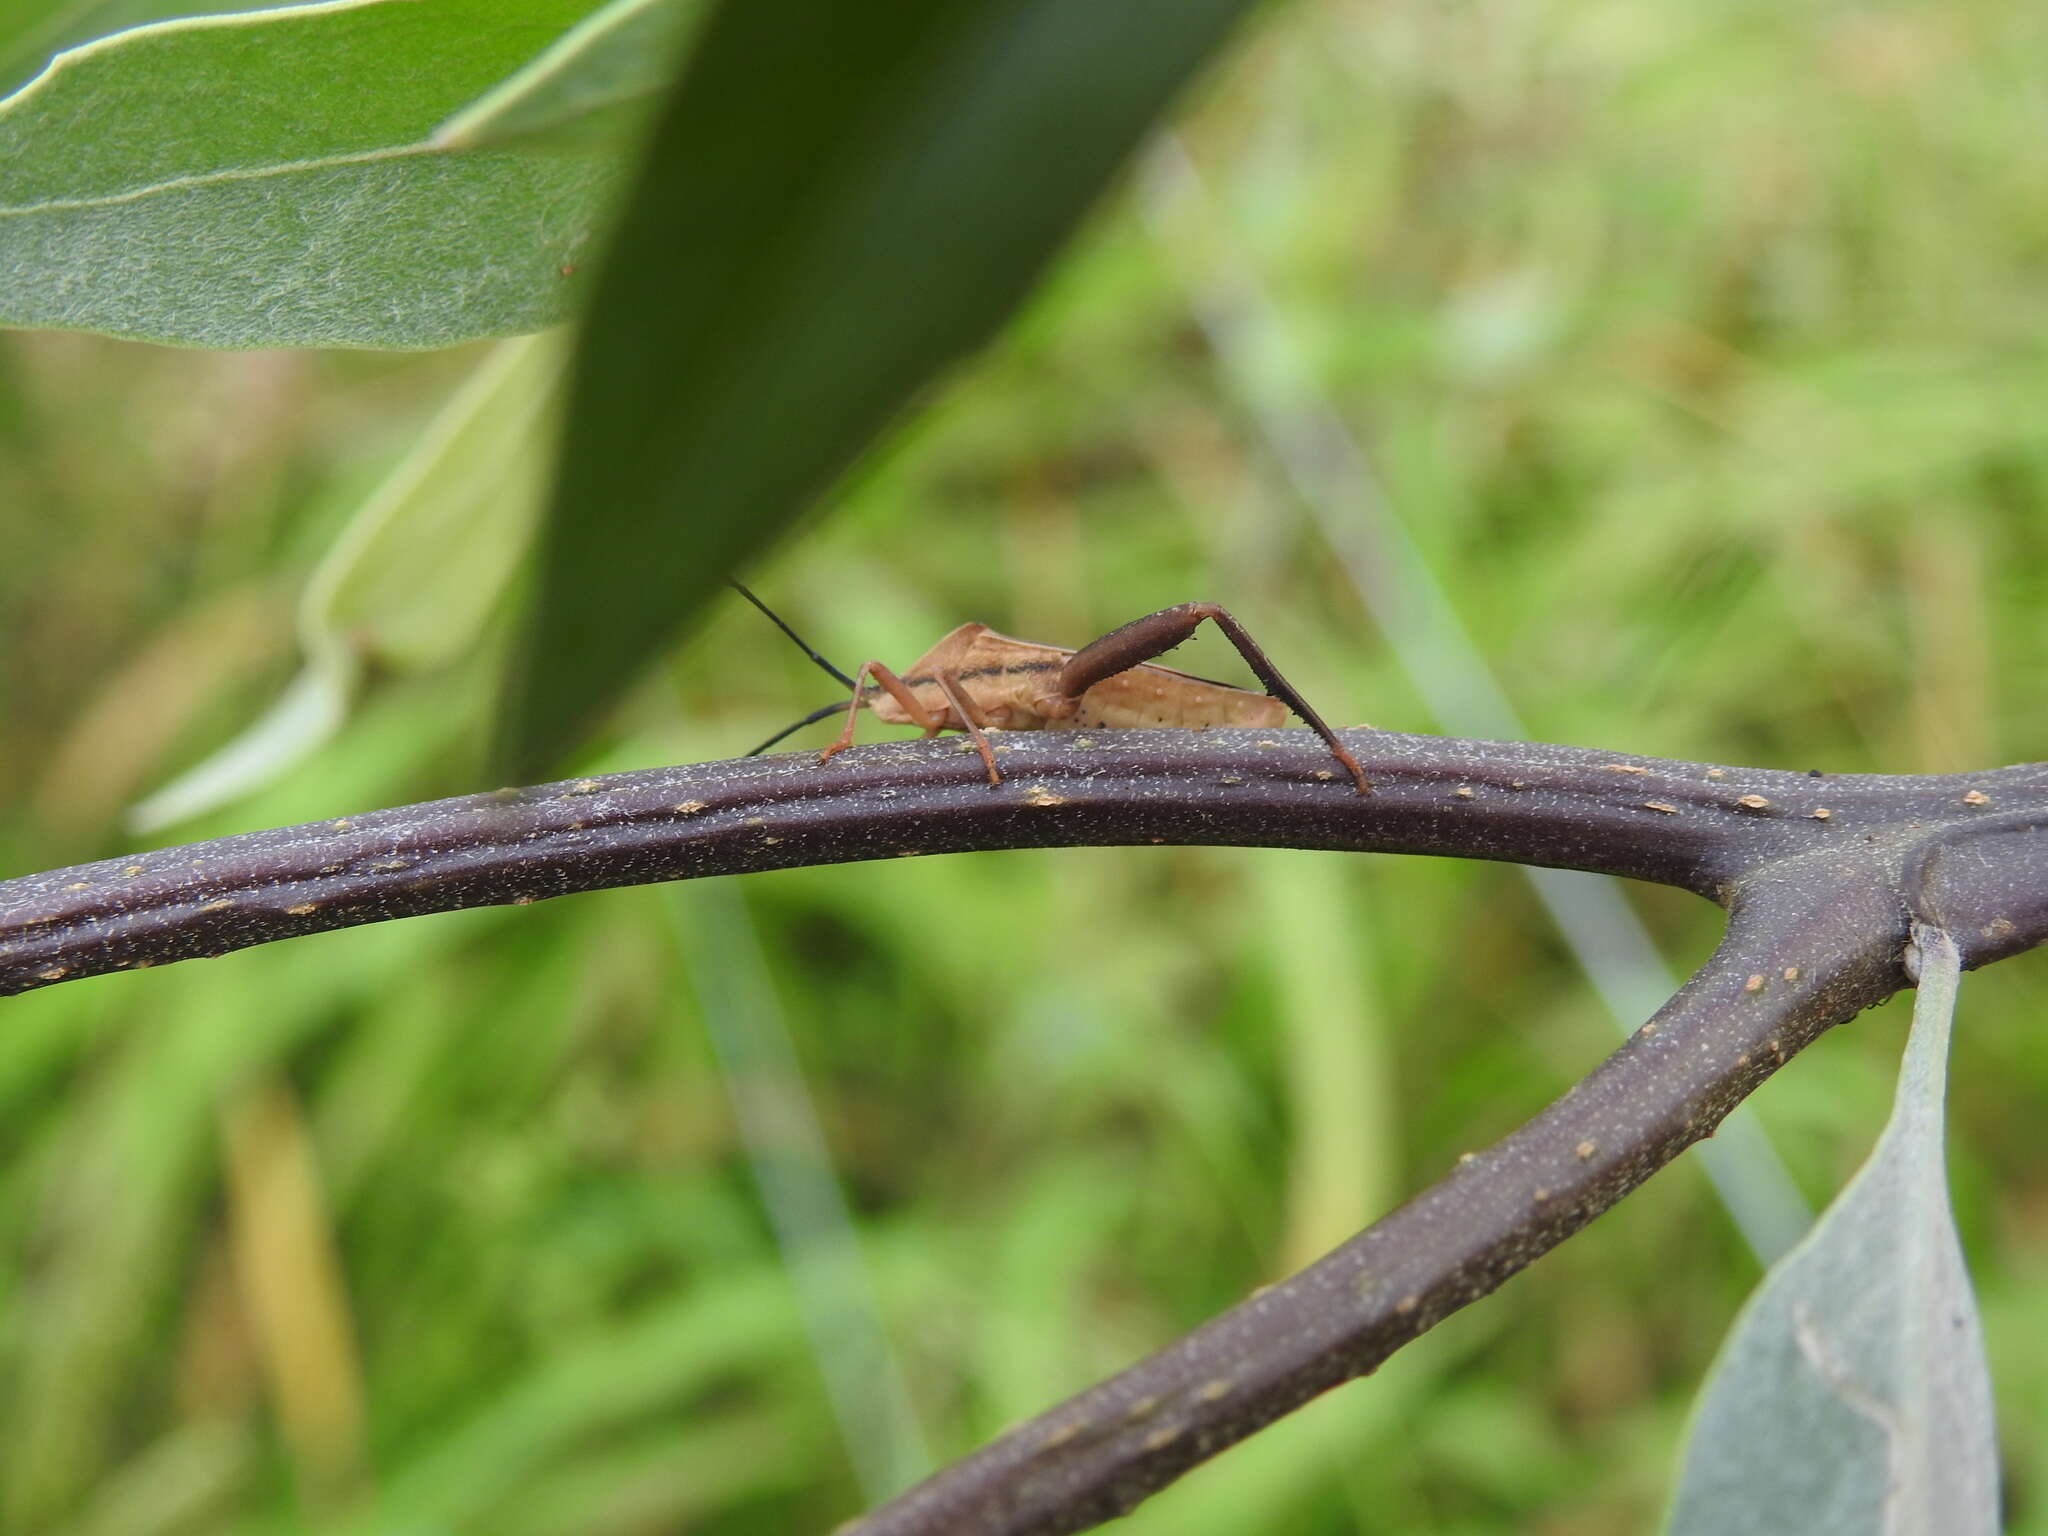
(4, 732, 2045, 1534)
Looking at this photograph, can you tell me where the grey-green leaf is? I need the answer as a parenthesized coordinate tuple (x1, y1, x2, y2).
(1665, 925, 1997, 1536)
(493, 0, 1265, 778)
(0, 0, 619, 348)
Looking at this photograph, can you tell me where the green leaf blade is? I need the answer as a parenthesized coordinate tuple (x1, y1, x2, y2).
(495, 0, 1264, 778)
(0, 0, 618, 347)
(1665, 926, 1998, 1536)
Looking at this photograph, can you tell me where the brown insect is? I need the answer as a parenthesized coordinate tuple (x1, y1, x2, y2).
(735, 586, 1369, 794)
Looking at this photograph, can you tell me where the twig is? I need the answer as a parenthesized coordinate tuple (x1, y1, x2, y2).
(11, 731, 2041, 995)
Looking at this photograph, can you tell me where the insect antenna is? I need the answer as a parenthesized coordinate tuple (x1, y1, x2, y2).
(732, 583, 863, 755)
(730, 582, 857, 689)
(743, 701, 849, 757)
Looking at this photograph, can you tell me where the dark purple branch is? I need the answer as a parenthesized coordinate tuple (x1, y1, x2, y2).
(7, 730, 2045, 995)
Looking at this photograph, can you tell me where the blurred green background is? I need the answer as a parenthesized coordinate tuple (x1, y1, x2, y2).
(5, 0, 2048, 1532)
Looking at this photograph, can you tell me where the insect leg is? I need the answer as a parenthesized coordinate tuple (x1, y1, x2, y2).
(1055, 604, 1371, 794)
(930, 668, 1002, 787)
(817, 662, 944, 766)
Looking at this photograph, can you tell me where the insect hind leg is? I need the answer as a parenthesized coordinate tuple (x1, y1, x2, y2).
(1054, 603, 1370, 794)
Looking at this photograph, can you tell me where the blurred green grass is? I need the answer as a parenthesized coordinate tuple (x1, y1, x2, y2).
(4, 0, 2048, 1531)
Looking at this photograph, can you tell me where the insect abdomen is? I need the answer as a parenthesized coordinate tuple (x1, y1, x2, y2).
(1063, 670, 1286, 731)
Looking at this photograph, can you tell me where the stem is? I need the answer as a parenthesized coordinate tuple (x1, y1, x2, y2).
(7, 731, 2044, 996)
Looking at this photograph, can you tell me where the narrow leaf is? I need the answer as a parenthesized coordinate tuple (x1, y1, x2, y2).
(129, 334, 565, 831)
(0, 0, 619, 348)
(1666, 925, 1998, 1536)
(494, 0, 1264, 778)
